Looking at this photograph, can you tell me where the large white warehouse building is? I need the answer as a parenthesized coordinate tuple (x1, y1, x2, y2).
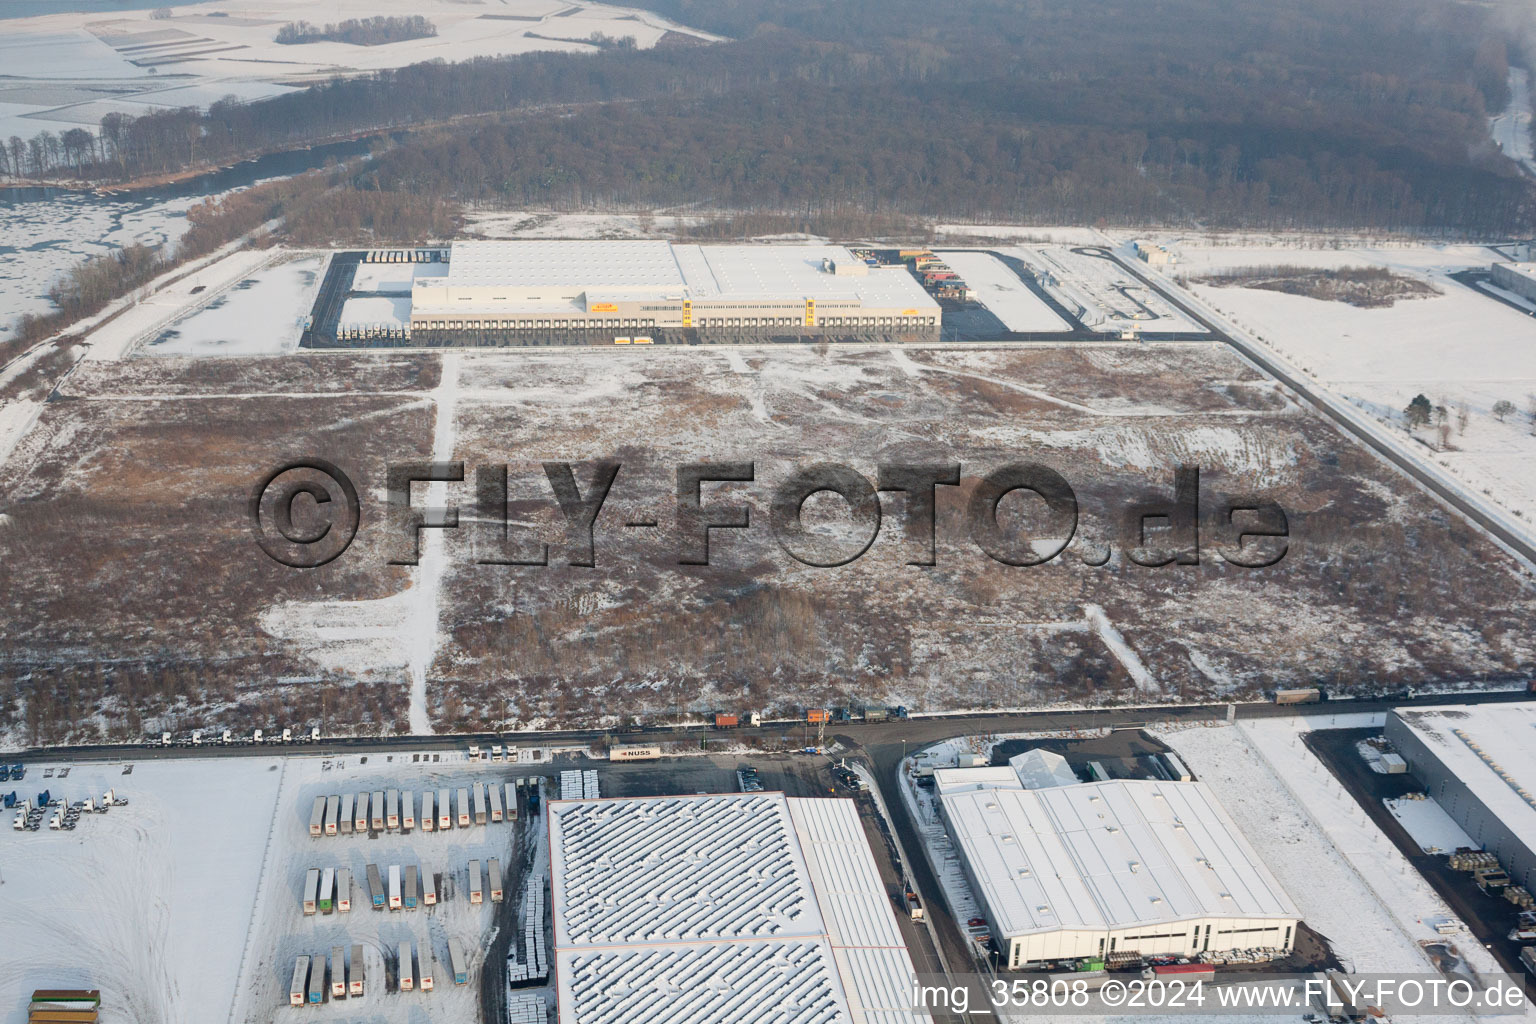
(549, 791, 932, 1024)
(935, 762, 1299, 968)
(404, 240, 942, 344)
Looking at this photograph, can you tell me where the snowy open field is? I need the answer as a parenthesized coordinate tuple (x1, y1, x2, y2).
(1149, 236, 1536, 530)
(0, 0, 719, 141)
(146, 253, 322, 357)
(0, 755, 284, 1024)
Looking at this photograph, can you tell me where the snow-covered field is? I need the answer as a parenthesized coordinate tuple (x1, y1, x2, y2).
(146, 253, 322, 356)
(0, 0, 719, 141)
(0, 755, 284, 1024)
(1151, 236, 1536, 532)
(942, 251, 1071, 331)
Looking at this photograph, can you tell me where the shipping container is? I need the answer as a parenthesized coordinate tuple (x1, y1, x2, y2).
(448, 938, 468, 984)
(389, 864, 403, 910)
(289, 956, 310, 1006)
(1146, 963, 1216, 979)
(806, 708, 830, 724)
(330, 946, 347, 997)
(325, 794, 340, 836)
(714, 713, 739, 728)
(309, 796, 326, 837)
(349, 944, 365, 996)
(456, 788, 471, 828)
(371, 790, 385, 830)
(307, 954, 325, 1004)
(337, 867, 352, 912)
(303, 868, 320, 915)
(319, 867, 335, 913)
(1381, 752, 1408, 774)
(420, 790, 434, 832)
(488, 783, 503, 823)
(423, 869, 437, 906)
(469, 859, 483, 904)
(504, 782, 518, 820)
(386, 788, 400, 830)
(367, 863, 385, 908)
(353, 791, 368, 832)
(488, 858, 503, 903)
(402, 790, 415, 831)
(472, 783, 487, 825)
(438, 788, 452, 830)
(399, 942, 414, 991)
(405, 864, 419, 909)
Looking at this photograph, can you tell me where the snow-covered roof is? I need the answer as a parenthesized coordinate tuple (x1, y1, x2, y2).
(1007, 748, 1080, 790)
(549, 792, 931, 1024)
(447, 239, 684, 293)
(1495, 261, 1536, 283)
(938, 779, 1299, 940)
(1391, 704, 1536, 836)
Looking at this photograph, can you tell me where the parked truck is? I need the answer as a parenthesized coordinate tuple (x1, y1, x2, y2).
(370, 790, 385, 831)
(339, 793, 354, 835)
(488, 783, 503, 823)
(319, 867, 335, 913)
(405, 864, 419, 909)
(423, 869, 437, 906)
(468, 859, 483, 904)
(307, 954, 325, 1004)
(488, 858, 503, 903)
(419, 955, 435, 991)
(349, 943, 365, 996)
(303, 868, 320, 915)
(472, 783, 487, 825)
(438, 788, 453, 830)
(456, 788, 471, 828)
(289, 956, 310, 1007)
(1275, 687, 1322, 705)
(309, 796, 326, 837)
(402, 790, 415, 831)
(325, 795, 340, 836)
(448, 938, 468, 985)
(420, 789, 434, 832)
(389, 864, 403, 910)
(353, 792, 368, 832)
(386, 789, 400, 831)
(504, 782, 518, 821)
(329, 946, 347, 998)
(399, 942, 414, 991)
(337, 867, 352, 912)
(366, 863, 385, 909)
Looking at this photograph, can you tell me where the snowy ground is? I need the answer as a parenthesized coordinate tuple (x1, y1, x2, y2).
(0, 755, 285, 1024)
(1384, 795, 1475, 856)
(1010, 244, 1209, 333)
(1161, 717, 1531, 1024)
(941, 251, 1071, 331)
(0, 0, 720, 141)
(1146, 235, 1536, 535)
(145, 253, 321, 356)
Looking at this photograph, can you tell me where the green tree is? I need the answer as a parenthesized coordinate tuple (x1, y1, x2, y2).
(1404, 393, 1433, 428)
(1492, 399, 1515, 421)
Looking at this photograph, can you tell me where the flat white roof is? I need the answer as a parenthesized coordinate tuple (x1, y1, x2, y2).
(1391, 703, 1536, 835)
(938, 778, 1298, 940)
(549, 792, 930, 1024)
(447, 239, 685, 293)
(1495, 261, 1536, 282)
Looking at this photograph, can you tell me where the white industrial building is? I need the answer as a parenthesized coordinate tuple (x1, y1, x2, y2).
(935, 763, 1299, 967)
(1384, 703, 1536, 892)
(404, 240, 942, 344)
(1491, 261, 1536, 303)
(548, 791, 932, 1024)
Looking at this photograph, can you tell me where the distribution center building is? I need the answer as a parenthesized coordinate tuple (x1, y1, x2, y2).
(1490, 262, 1536, 305)
(404, 240, 942, 345)
(934, 766, 1300, 967)
(1384, 703, 1536, 891)
(548, 791, 932, 1024)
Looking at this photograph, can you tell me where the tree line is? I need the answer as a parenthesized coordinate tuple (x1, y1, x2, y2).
(276, 16, 436, 46)
(0, 0, 1531, 234)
